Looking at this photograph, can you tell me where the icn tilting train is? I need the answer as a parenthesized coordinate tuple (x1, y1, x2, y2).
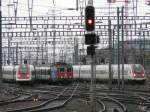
(73, 64, 145, 83)
(2, 63, 146, 83)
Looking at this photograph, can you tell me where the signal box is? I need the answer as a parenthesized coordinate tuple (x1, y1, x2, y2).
(85, 5, 95, 31)
(85, 33, 99, 45)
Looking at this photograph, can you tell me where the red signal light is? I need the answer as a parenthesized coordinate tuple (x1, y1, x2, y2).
(85, 6, 95, 31)
(87, 19, 93, 25)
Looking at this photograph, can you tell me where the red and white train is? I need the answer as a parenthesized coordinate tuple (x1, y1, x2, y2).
(2, 63, 146, 83)
(16, 64, 34, 82)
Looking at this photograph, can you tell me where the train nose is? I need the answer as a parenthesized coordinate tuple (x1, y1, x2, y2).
(133, 73, 144, 78)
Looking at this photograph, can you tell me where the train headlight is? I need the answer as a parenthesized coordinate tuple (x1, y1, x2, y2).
(17, 74, 21, 77)
(133, 74, 136, 77)
(142, 74, 144, 77)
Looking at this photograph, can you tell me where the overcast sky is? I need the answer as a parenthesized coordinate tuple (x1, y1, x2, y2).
(1, 0, 150, 17)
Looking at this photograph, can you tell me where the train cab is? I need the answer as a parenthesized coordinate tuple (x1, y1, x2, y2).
(57, 65, 73, 79)
(131, 64, 145, 80)
(16, 64, 35, 82)
(50, 62, 73, 81)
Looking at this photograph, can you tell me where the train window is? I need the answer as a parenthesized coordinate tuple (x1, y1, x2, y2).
(96, 70, 107, 74)
(81, 70, 90, 74)
(133, 65, 143, 73)
(67, 68, 72, 72)
(60, 67, 64, 72)
(48, 69, 50, 75)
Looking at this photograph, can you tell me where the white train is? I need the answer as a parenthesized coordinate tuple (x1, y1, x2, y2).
(2, 65, 16, 82)
(73, 64, 145, 82)
(2, 64, 35, 82)
(2, 64, 146, 83)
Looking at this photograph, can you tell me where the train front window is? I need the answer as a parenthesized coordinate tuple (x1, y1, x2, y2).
(133, 65, 143, 73)
(20, 65, 28, 74)
(67, 67, 72, 72)
(60, 67, 64, 72)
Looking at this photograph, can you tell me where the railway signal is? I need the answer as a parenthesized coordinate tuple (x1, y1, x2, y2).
(146, 0, 150, 5)
(87, 45, 96, 55)
(85, 5, 95, 31)
(84, 5, 97, 111)
(84, 5, 98, 55)
(85, 33, 99, 45)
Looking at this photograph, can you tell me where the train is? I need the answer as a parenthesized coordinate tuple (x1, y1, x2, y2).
(73, 64, 145, 82)
(2, 63, 146, 83)
(2, 62, 73, 83)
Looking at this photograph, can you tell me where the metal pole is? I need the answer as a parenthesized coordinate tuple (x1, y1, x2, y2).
(36, 38, 39, 64)
(53, 31, 56, 64)
(74, 38, 78, 64)
(76, 0, 78, 10)
(16, 43, 18, 64)
(4, 51, 6, 65)
(88, 0, 93, 5)
(28, 51, 31, 64)
(0, 0, 2, 83)
(52, 1, 56, 64)
(135, 0, 138, 16)
(62, 50, 63, 62)
(90, 54, 96, 112)
(121, 7, 124, 89)
(8, 36, 10, 65)
(72, 53, 74, 64)
(112, 29, 115, 64)
(12, 49, 14, 65)
(143, 31, 145, 67)
(117, 7, 120, 89)
(20, 51, 22, 64)
(108, 19, 112, 90)
(42, 44, 44, 64)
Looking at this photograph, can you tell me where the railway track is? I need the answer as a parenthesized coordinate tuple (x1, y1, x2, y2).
(0, 83, 150, 112)
(5, 83, 79, 112)
(99, 97, 127, 112)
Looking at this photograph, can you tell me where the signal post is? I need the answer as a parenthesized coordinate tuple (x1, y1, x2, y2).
(85, 5, 99, 112)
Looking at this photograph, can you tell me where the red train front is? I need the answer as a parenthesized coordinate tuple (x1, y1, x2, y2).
(50, 62, 73, 81)
(131, 64, 145, 80)
(16, 64, 32, 81)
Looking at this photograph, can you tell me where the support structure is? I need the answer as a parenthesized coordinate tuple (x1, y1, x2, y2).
(108, 19, 112, 90)
(117, 7, 120, 89)
(0, 0, 2, 84)
(90, 54, 96, 112)
(121, 6, 125, 89)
